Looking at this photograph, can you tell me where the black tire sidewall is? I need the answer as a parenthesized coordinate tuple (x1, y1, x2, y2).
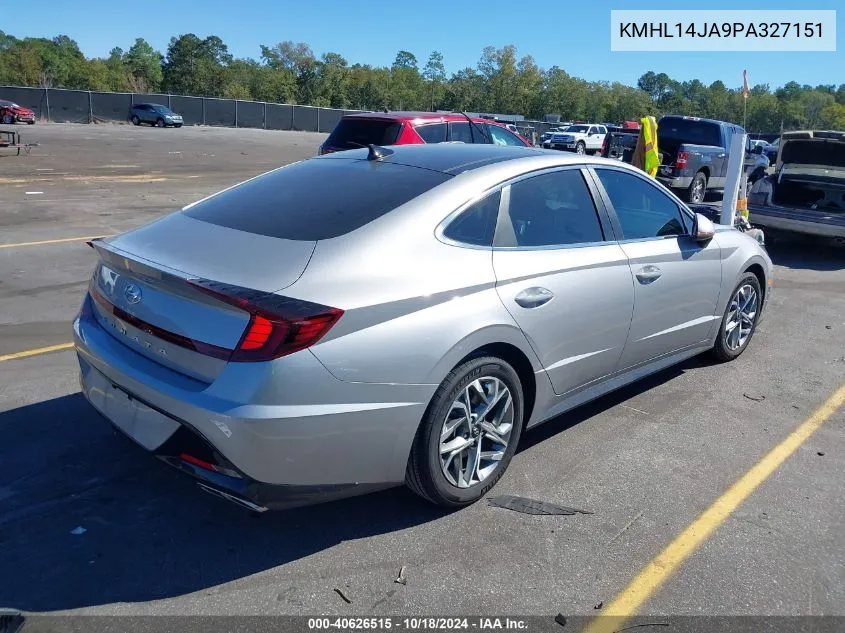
(689, 172, 706, 203)
(419, 358, 523, 507)
(714, 273, 762, 360)
(156, 118, 164, 127)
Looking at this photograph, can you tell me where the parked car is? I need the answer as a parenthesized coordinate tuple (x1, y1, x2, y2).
(0, 99, 35, 124)
(744, 139, 770, 195)
(73, 143, 772, 511)
(764, 137, 780, 163)
(319, 112, 531, 154)
(601, 130, 639, 163)
(656, 115, 747, 203)
(547, 124, 608, 155)
(541, 126, 571, 149)
(130, 103, 184, 127)
(749, 129, 845, 238)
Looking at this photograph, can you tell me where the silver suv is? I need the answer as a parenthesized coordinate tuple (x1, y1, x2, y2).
(130, 103, 183, 128)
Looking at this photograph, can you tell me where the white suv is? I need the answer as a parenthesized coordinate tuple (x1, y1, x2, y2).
(549, 124, 607, 155)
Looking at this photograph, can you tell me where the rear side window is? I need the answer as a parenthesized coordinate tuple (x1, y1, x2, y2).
(488, 125, 525, 147)
(504, 170, 605, 247)
(325, 118, 402, 150)
(442, 191, 501, 247)
(184, 159, 451, 241)
(449, 122, 473, 144)
(595, 169, 687, 239)
(416, 123, 447, 144)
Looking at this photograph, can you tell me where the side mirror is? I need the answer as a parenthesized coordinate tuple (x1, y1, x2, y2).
(587, 132, 594, 137)
(692, 213, 716, 242)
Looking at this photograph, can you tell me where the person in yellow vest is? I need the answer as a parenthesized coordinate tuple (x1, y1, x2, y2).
(632, 116, 659, 178)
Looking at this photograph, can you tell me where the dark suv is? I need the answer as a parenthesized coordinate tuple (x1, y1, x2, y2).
(130, 103, 184, 127)
(319, 112, 532, 154)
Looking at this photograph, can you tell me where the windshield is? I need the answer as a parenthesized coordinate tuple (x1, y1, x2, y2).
(566, 125, 589, 133)
(659, 118, 721, 147)
(326, 118, 403, 150)
(153, 105, 174, 114)
(184, 158, 451, 240)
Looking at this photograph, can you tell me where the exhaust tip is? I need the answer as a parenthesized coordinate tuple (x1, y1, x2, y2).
(197, 482, 268, 513)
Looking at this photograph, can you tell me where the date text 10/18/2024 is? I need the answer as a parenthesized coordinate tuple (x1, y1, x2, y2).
(308, 618, 529, 630)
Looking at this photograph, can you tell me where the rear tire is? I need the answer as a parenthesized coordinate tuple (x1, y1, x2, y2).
(684, 171, 707, 204)
(711, 273, 762, 362)
(131, 115, 140, 126)
(406, 356, 524, 508)
(1, 113, 13, 125)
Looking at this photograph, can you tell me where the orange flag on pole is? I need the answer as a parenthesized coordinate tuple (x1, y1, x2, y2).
(743, 70, 749, 99)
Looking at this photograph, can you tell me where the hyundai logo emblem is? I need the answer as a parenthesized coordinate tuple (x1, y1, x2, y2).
(124, 283, 143, 305)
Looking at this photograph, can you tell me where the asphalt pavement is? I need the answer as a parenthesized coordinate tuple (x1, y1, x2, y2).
(1, 123, 843, 620)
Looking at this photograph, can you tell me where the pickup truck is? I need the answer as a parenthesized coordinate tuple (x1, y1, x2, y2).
(749, 130, 845, 239)
(600, 130, 639, 163)
(548, 123, 607, 155)
(656, 115, 748, 203)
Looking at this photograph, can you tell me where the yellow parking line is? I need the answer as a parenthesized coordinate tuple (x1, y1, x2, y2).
(0, 342, 75, 362)
(583, 383, 845, 633)
(0, 235, 109, 249)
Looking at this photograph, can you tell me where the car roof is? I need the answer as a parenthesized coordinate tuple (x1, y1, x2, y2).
(315, 143, 607, 176)
(342, 111, 498, 125)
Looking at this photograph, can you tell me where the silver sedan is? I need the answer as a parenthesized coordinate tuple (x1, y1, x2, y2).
(73, 144, 772, 510)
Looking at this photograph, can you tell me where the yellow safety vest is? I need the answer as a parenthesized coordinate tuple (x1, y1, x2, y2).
(641, 116, 659, 178)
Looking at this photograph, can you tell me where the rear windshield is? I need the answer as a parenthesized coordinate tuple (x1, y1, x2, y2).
(184, 158, 451, 240)
(325, 118, 402, 150)
(781, 139, 845, 168)
(659, 118, 721, 147)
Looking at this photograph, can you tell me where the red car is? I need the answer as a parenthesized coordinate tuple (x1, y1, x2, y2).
(0, 100, 35, 125)
(319, 111, 532, 154)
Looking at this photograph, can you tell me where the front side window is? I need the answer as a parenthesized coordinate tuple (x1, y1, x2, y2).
(442, 191, 501, 246)
(595, 169, 687, 240)
(503, 170, 604, 247)
(488, 125, 525, 147)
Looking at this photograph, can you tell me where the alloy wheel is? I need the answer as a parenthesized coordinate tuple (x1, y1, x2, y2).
(725, 284, 757, 351)
(439, 377, 514, 488)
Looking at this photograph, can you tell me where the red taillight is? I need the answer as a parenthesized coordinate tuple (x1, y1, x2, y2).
(676, 151, 689, 169)
(188, 279, 343, 362)
(601, 136, 609, 155)
(179, 453, 241, 478)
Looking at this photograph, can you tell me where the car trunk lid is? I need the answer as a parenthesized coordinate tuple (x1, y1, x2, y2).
(88, 213, 317, 382)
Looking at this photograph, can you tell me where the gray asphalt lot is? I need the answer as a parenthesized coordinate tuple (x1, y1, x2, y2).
(1, 123, 844, 619)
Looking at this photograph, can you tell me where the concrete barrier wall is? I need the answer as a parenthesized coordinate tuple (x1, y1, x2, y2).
(0, 86, 362, 133)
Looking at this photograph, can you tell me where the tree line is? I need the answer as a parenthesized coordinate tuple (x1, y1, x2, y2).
(2, 31, 845, 132)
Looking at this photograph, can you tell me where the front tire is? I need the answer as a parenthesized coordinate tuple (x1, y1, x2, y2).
(406, 356, 524, 508)
(155, 118, 165, 128)
(575, 141, 586, 155)
(711, 273, 762, 362)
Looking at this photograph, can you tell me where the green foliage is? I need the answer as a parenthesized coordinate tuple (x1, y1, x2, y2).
(1, 32, 843, 131)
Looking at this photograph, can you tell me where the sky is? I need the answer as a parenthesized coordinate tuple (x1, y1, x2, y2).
(10, 0, 844, 90)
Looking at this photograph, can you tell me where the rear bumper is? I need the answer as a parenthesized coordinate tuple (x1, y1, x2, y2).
(73, 298, 433, 506)
(748, 204, 845, 238)
(657, 175, 693, 189)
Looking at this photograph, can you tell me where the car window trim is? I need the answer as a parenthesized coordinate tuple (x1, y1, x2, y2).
(492, 165, 614, 250)
(587, 165, 695, 243)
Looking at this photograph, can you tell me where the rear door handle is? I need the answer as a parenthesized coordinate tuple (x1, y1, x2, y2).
(514, 287, 554, 308)
(635, 265, 663, 284)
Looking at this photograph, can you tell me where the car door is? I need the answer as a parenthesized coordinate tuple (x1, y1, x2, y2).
(492, 167, 635, 396)
(591, 167, 722, 371)
(140, 105, 152, 123)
